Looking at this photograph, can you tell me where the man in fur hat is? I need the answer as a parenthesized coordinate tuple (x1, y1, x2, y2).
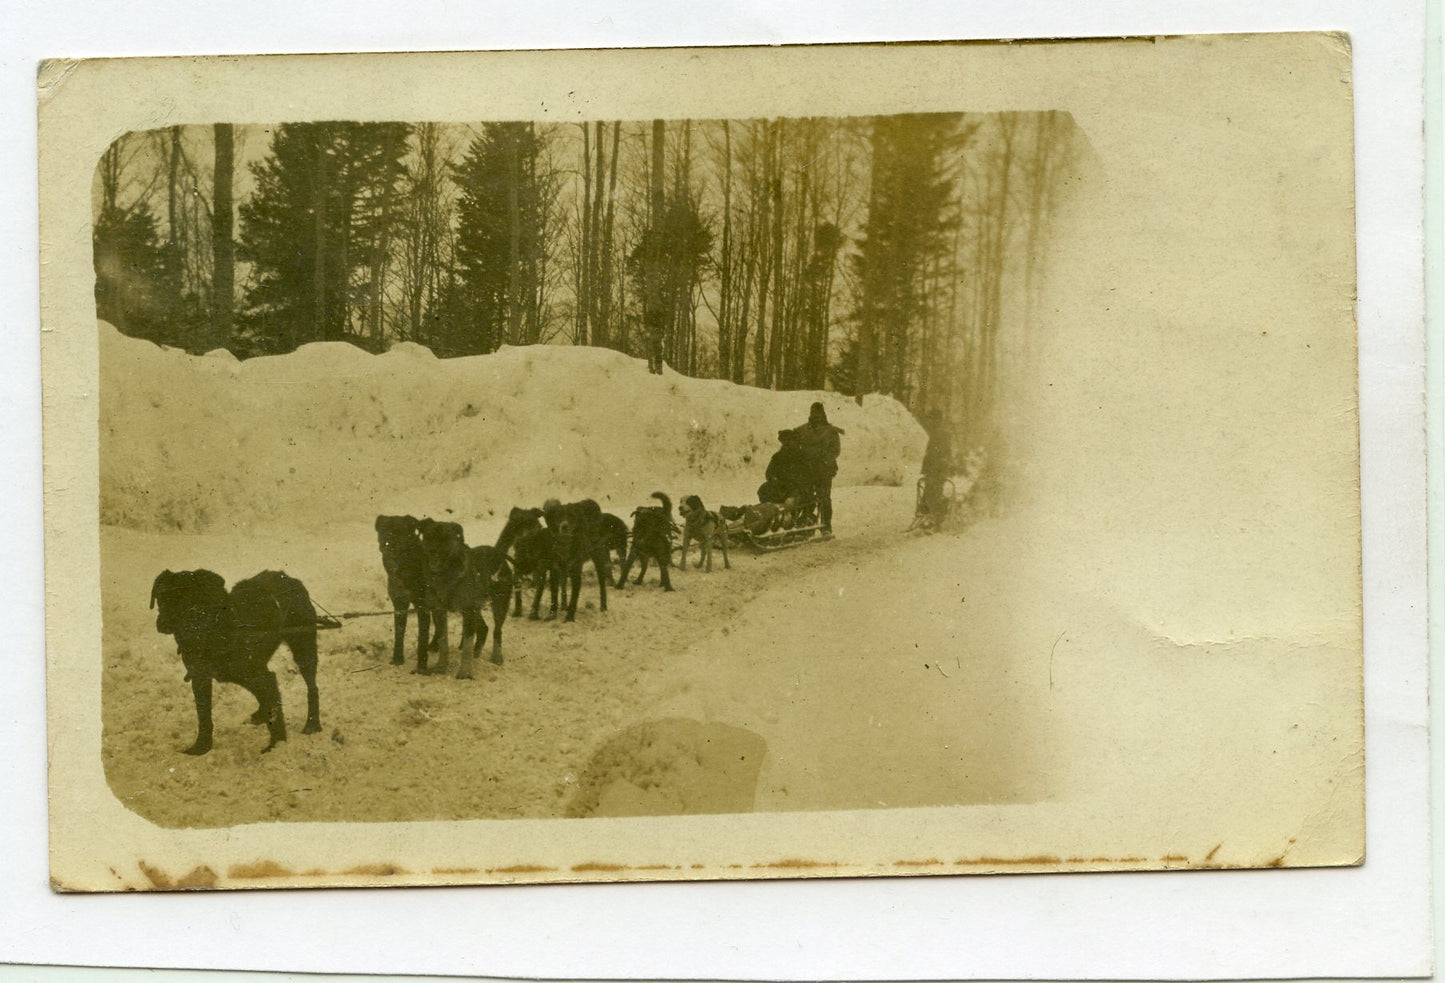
(793, 402, 843, 535)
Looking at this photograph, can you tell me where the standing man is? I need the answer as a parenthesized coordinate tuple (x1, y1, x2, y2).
(794, 401, 843, 535)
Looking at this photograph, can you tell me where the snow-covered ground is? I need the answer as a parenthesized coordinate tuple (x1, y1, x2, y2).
(98, 318, 1359, 873)
(99, 321, 939, 826)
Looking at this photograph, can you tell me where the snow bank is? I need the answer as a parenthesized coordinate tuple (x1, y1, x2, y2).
(99, 322, 925, 533)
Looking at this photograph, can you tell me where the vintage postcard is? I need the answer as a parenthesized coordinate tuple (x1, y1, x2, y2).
(40, 35, 1362, 892)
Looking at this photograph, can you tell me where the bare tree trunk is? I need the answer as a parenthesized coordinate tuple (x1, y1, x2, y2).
(167, 126, 181, 254)
(766, 120, 787, 389)
(646, 119, 666, 373)
(311, 132, 328, 347)
(753, 120, 773, 387)
(211, 123, 234, 349)
(577, 122, 592, 345)
(597, 121, 620, 348)
(717, 120, 734, 380)
(506, 134, 524, 348)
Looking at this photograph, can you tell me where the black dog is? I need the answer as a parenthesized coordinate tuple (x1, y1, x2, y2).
(375, 515, 431, 667)
(541, 499, 612, 622)
(597, 512, 630, 569)
(150, 568, 322, 756)
(496, 506, 560, 620)
(616, 492, 675, 591)
(418, 519, 513, 676)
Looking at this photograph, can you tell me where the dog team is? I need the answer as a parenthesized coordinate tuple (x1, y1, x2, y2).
(147, 403, 845, 756)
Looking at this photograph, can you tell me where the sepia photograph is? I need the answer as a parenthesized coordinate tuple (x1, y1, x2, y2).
(43, 35, 1366, 892)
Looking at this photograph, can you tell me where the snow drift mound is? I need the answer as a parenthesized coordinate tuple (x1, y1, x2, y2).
(100, 322, 925, 533)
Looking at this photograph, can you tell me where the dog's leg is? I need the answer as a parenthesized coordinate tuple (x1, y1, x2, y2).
(565, 566, 582, 622)
(700, 536, 710, 572)
(491, 589, 507, 665)
(251, 670, 287, 753)
(720, 528, 731, 570)
(615, 551, 632, 589)
(414, 606, 431, 669)
(391, 606, 408, 665)
(456, 610, 479, 679)
(659, 553, 674, 592)
(635, 554, 650, 585)
(512, 580, 524, 618)
(183, 675, 214, 756)
(421, 610, 448, 674)
(289, 632, 322, 735)
(529, 574, 545, 619)
(678, 531, 690, 572)
(594, 548, 609, 613)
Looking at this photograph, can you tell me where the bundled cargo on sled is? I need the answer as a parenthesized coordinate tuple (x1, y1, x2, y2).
(718, 496, 826, 552)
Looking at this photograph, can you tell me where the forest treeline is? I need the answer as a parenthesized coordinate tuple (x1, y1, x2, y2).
(93, 112, 1080, 445)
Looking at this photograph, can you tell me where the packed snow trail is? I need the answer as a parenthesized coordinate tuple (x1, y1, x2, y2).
(103, 486, 1007, 826)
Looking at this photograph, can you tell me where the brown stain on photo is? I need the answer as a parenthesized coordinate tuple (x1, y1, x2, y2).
(345, 863, 407, 877)
(176, 865, 219, 888)
(138, 861, 171, 889)
(956, 855, 1063, 866)
(68, 844, 1317, 892)
(138, 862, 220, 890)
(228, 860, 295, 879)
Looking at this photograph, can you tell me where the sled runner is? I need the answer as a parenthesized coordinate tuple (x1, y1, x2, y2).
(724, 498, 827, 552)
(910, 474, 965, 532)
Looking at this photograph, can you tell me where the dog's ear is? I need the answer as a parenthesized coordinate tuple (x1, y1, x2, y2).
(150, 570, 172, 610)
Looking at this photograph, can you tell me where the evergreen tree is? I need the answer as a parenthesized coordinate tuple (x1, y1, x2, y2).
(844, 113, 962, 402)
(237, 121, 411, 353)
(452, 122, 553, 354)
(628, 196, 713, 373)
(93, 200, 184, 344)
(211, 123, 235, 350)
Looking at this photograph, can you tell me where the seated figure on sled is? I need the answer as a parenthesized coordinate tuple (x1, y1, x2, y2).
(726, 409, 841, 550)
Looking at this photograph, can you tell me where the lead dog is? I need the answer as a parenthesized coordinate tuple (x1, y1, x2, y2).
(150, 568, 322, 755)
(375, 514, 431, 667)
(678, 494, 731, 572)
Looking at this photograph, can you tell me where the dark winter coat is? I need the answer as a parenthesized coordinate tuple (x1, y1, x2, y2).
(794, 420, 843, 479)
(765, 442, 813, 498)
(921, 427, 954, 478)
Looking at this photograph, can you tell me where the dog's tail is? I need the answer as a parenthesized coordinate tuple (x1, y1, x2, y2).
(651, 491, 673, 521)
